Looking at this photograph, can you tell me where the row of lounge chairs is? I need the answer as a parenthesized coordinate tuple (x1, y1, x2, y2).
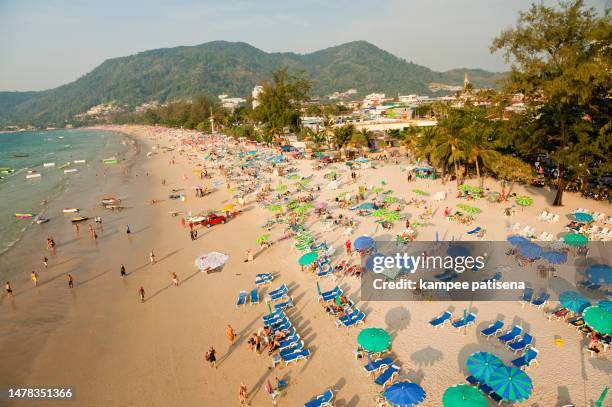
(266, 310, 312, 367)
(304, 389, 334, 407)
(519, 288, 550, 309)
(361, 356, 400, 388)
(481, 322, 535, 354)
(236, 289, 260, 307)
(429, 310, 477, 330)
(465, 375, 505, 404)
(318, 286, 367, 328)
(537, 211, 560, 223)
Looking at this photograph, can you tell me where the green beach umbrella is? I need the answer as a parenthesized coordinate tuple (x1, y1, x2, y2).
(256, 234, 270, 245)
(267, 204, 282, 212)
(515, 196, 533, 206)
(293, 205, 310, 215)
(458, 184, 472, 193)
(287, 174, 299, 180)
(411, 189, 426, 195)
(442, 384, 488, 407)
(372, 187, 384, 194)
(488, 366, 532, 402)
(298, 251, 318, 266)
(563, 233, 588, 247)
(357, 328, 391, 353)
(456, 204, 481, 214)
(275, 184, 287, 192)
(384, 211, 402, 222)
(583, 306, 612, 335)
(371, 209, 390, 218)
(384, 196, 399, 203)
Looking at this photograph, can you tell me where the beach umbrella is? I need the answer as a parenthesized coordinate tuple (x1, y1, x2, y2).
(267, 204, 282, 212)
(357, 328, 391, 353)
(447, 245, 470, 258)
(222, 203, 235, 212)
(583, 306, 612, 335)
(298, 251, 318, 266)
(456, 204, 481, 214)
(359, 202, 375, 210)
(384, 196, 399, 203)
(586, 264, 612, 284)
(292, 206, 309, 215)
(442, 384, 487, 407)
(563, 233, 588, 247)
(384, 382, 426, 406)
(354, 236, 375, 250)
(573, 212, 593, 222)
(486, 191, 500, 203)
(597, 300, 612, 312)
(194, 252, 229, 271)
(256, 234, 270, 245)
(458, 184, 472, 193)
(507, 235, 528, 246)
(372, 187, 385, 194)
(488, 366, 532, 402)
(559, 291, 591, 313)
(515, 196, 533, 206)
(371, 209, 390, 218)
(519, 242, 542, 259)
(466, 352, 504, 382)
(411, 189, 426, 195)
(384, 211, 402, 222)
(275, 184, 287, 192)
(287, 174, 299, 180)
(541, 251, 567, 264)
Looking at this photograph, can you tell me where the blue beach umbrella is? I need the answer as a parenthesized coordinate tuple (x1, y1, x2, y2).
(559, 291, 591, 313)
(359, 202, 375, 210)
(541, 251, 567, 264)
(573, 212, 593, 222)
(354, 236, 375, 250)
(384, 381, 426, 406)
(488, 366, 532, 402)
(586, 264, 612, 284)
(519, 242, 542, 259)
(507, 235, 528, 246)
(447, 245, 470, 258)
(466, 352, 504, 383)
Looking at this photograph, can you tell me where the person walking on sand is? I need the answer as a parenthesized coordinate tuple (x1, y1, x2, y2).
(171, 272, 179, 286)
(31, 271, 39, 287)
(226, 324, 236, 345)
(345, 239, 352, 255)
(239, 382, 249, 406)
(42, 256, 48, 269)
(120, 264, 127, 278)
(205, 346, 217, 369)
(67, 274, 74, 289)
(5, 281, 13, 297)
(244, 249, 253, 263)
(138, 286, 145, 302)
(149, 251, 156, 265)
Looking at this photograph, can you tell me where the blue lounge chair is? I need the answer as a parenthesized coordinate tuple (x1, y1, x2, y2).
(489, 392, 503, 404)
(270, 317, 289, 328)
(429, 311, 452, 328)
(255, 273, 274, 286)
(268, 287, 289, 302)
(269, 284, 288, 297)
(478, 383, 493, 394)
(508, 333, 533, 353)
(480, 320, 504, 338)
(338, 309, 359, 323)
(263, 310, 285, 323)
(363, 357, 393, 376)
(519, 287, 534, 306)
(250, 289, 259, 305)
(530, 292, 549, 308)
(278, 334, 300, 351)
(275, 297, 294, 310)
(236, 291, 247, 307)
(281, 348, 311, 365)
(272, 321, 291, 333)
(317, 265, 333, 278)
(511, 347, 539, 369)
(336, 312, 366, 328)
(498, 325, 523, 344)
(279, 340, 304, 358)
(467, 227, 481, 234)
(374, 365, 400, 387)
(304, 389, 334, 407)
(452, 313, 476, 330)
(465, 375, 478, 386)
(319, 286, 342, 302)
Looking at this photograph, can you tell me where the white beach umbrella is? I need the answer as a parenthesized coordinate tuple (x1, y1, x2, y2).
(195, 252, 229, 271)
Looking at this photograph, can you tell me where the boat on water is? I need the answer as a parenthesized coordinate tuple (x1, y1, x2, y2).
(0, 167, 14, 174)
(73, 159, 86, 164)
(58, 136, 64, 139)
(64, 168, 78, 174)
(12, 153, 28, 158)
(62, 208, 79, 213)
(35, 216, 50, 224)
(102, 197, 121, 205)
(43, 162, 56, 168)
(15, 213, 34, 219)
(71, 216, 89, 223)
(26, 173, 41, 179)
(58, 162, 71, 169)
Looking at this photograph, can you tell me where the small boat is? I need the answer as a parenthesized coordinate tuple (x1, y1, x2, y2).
(15, 213, 34, 219)
(0, 167, 14, 174)
(64, 168, 78, 174)
(102, 197, 121, 204)
(63, 208, 79, 213)
(26, 173, 41, 179)
(12, 154, 28, 158)
(58, 136, 64, 139)
(73, 159, 86, 164)
(43, 162, 56, 168)
(35, 217, 50, 224)
(71, 216, 89, 223)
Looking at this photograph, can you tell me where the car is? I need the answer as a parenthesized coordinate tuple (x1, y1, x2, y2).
(201, 213, 227, 228)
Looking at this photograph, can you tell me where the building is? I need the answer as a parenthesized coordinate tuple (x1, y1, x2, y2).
(252, 86, 264, 109)
(218, 95, 246, 111)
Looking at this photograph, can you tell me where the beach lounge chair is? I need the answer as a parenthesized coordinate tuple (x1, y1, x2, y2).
(319, 286, 342, 302)
(272, 321, 291, 333)
(519, 287, 534, 306)
(530, 292, 549, 308)
(275, 297, 294, 310)
(537, 232, 548, 240)
(268, 284, 288, 297)
(519, 226, 531, 237)
(304, 389, 334, 407)
(480, 320, 504, 338)
(268, 287, 289, 302)
(508, 333, 533, 353)
(511, 347, 539, 369)
(498, 325, 523, 344)
(478, 383, 494, 394)
(489, 392, 504, 405)
(451, 313, 476, 330)
(465, 375, 478, 386)
(278, 334, 300, 351)
(547, 307, 570, 321)
(316, 265, 333, 278)
(250, 289, 259, 305)
(549, 214, 559, 223)
(236, 291, 247, 307)
(255, 273, 274, 286)
(374, 365, 400, 388)
(429, 311, 452, 328)
(281, 348, 311, 365)
(363, 357, 393, 376)
(279, 340, 304, 358)
(537, 211, 547, 221)
(568, 317, 585, 329)
(336, 312, 366, 328)
(467, 227, 481, 234)
(263, 310, 285, 323)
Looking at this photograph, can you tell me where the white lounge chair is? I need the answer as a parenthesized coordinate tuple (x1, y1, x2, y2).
(550, 214, 560, 223)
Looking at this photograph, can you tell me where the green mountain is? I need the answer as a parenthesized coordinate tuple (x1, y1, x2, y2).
(0, 40, 504, 126)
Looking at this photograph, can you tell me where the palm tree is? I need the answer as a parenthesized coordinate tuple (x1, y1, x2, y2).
(459, 111, 500, 187)
(333, 124, 355, 150)
(429, 113, 465, 185)
(490, 155, 532, 199)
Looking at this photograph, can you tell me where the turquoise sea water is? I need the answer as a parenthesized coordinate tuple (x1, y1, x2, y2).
(0, 129, 124, 255)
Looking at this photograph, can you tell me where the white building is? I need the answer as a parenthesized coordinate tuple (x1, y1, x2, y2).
(218, 95, 246, 111)
(252, 85, 264, 109)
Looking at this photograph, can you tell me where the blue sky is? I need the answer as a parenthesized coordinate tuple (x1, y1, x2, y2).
(0, 0, 608, 91)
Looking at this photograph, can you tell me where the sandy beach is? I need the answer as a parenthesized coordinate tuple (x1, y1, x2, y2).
(0, 125, 609, 407)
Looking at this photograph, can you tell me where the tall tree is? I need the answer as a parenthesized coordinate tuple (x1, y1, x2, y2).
(491, 0, 612, 206)
(333, 124, 356, 150)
